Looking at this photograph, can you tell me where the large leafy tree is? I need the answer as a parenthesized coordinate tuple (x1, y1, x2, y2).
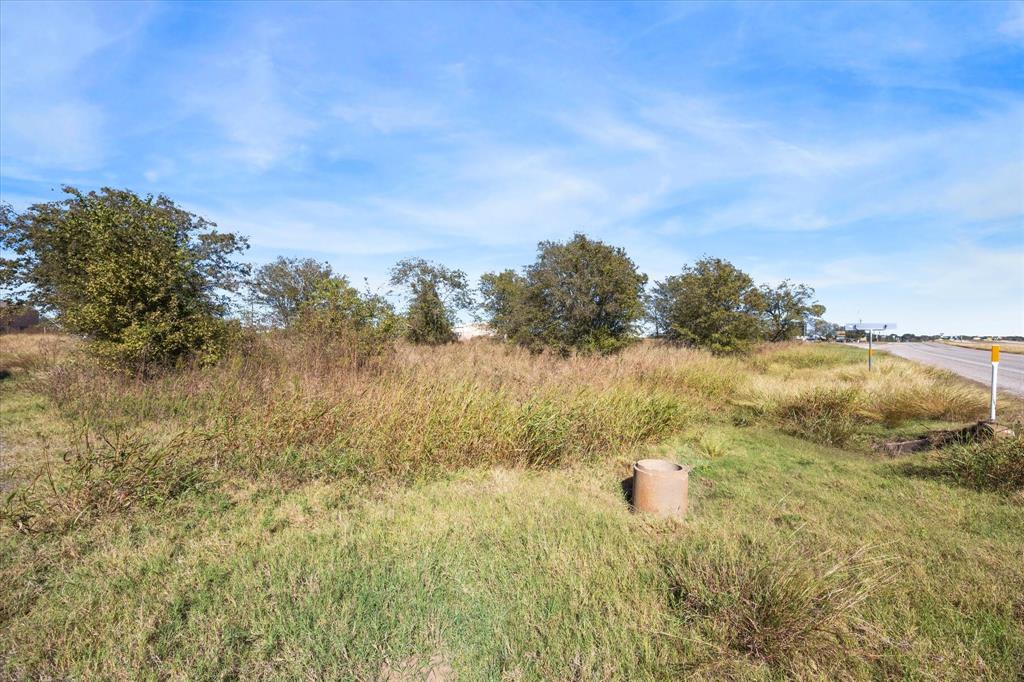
(389, 258, 472, 345)
(650, 257, 765, 354)
(248, 256, 335, 328)
(0, 187, 248, 365)
(480, 233, 647, 354)
(760, 280, 826, 342)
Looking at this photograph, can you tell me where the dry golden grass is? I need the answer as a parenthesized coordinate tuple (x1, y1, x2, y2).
(942, 339, 1024, 354)
(734, 344, 996, 445)
(0, 333, 76, 378)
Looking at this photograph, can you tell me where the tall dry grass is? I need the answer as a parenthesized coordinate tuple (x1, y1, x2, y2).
(738, 345, 991, 445)
(0, 333, 75, 378)
(3, 335, 1019, 680)
(3, 335, 1000, 531)
(36, 337, 729, 488)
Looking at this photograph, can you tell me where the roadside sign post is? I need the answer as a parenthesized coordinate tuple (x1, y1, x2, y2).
(844, 323, 897, 371)
(990, 345, 999, 422)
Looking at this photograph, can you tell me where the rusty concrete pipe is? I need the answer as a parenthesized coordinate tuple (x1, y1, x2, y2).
(632, 459, 689, 518)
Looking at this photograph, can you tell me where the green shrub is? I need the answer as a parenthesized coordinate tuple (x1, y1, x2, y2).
(480, 234, 647, 355)
(649, 257, 764, 355)
(390, 258, 472, 345)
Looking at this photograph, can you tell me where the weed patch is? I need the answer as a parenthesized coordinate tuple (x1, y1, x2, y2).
(3, 338, 1022, 679)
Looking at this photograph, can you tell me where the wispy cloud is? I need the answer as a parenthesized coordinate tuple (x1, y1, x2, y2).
(182, 48, 315, 171)
(332, 96, 449, 135)
(0, 1, 153, 171)
(999, 2, 1024, 39)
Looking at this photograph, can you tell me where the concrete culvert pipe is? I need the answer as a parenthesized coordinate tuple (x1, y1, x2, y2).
(632, 459, 689, 518)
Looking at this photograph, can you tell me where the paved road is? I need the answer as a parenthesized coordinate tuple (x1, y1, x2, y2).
(879, 342, 1024, 397)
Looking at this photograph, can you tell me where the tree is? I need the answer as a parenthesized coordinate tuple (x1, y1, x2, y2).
(389, 258, 472, 345)
(295, 276, 401, 356)
(480, 233, 647, 354)
(0, 187, 248, 366)
(249, 257, 334, 328)
(760, 280, 826, 342)
(810, 319, 839, 341)
(299, 276, 399, 337)
(478, 268, 537, 343)
(650, 257, 764, 354)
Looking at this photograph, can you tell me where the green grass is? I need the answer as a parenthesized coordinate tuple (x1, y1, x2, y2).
(2, 336, 1023, 679)
(4, 427, 1022, 679)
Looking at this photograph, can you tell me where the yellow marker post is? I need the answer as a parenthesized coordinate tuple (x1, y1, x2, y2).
(990, 345, 999, 422)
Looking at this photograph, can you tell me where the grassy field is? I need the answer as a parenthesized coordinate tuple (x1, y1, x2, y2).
(941, 339, 1024, 355)
(1, 334, 1022, 680)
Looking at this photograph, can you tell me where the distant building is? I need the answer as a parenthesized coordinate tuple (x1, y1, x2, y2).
(454, 323, 495, 341)
(0, 302, 40, 333)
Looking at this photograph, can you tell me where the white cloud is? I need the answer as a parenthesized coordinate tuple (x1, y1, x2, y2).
(199, 198, 439, 257)
(142, 157, 178, 184)
(0, 2, 145, 87)
(560, 112, 665, 152)
(939, 162, 1024, 223)
(184, 49, 315, 171)
(1000, 3, 1024, 39)
(781, 245, 1024, 335)
(3, 101, 106, 171)
(2, 1, 1020, 334)
(332, 95, 448, 134)
(0, 2, 154, 172)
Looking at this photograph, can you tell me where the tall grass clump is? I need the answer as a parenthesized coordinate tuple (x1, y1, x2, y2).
(734, 345, 995, 445)
(776, 387, 861, 447)
(15, 336, 1004, 512)
(661, 534, 890, 676)
(863, 365, 988, 426)
(0, 334, 75, 379)
(932, 434, 1024, 494)
(33, 336, 706, 488)
(2, 429, 212, 533)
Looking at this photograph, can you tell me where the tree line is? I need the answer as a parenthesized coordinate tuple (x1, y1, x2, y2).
(1, 187, 827, 366)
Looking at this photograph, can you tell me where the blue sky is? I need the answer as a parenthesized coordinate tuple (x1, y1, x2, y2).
(2, 1, 1022, 334)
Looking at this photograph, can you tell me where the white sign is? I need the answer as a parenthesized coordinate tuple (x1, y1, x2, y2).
(844, 322, 897, 331)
